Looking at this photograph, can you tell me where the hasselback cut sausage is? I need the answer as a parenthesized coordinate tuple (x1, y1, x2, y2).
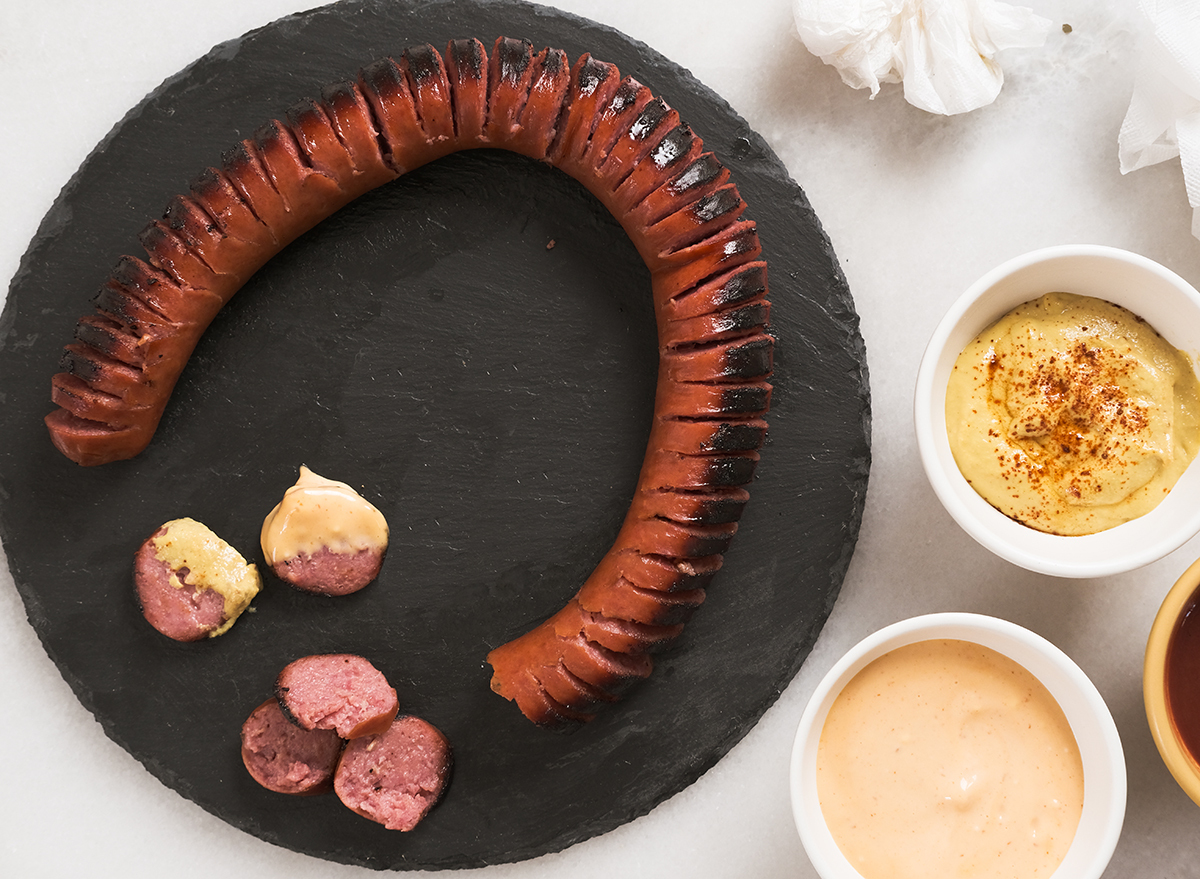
(44, 38, 773, 729)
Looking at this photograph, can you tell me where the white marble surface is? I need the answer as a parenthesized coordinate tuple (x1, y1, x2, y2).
(2, 0, 1198, 876)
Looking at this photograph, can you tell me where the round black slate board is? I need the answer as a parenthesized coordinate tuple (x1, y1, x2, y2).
(0, 0, 870, 870)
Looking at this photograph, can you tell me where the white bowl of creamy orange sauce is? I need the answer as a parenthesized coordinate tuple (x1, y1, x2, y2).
(915, 245, 1200, 577)
(790, 613, 1126, 879)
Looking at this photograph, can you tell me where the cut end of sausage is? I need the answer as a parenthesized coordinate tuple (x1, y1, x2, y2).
(275, 653, 399, 739)
(45, 409, 153, 466)
(334, 715, 452, 831)
(241, 698, 343, 796)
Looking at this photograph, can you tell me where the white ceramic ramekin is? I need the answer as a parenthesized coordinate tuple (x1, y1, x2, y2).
(790, 613, 1126, 879)
(914, 245, 1200, 578)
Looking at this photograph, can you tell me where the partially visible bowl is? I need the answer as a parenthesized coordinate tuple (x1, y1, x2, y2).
(914, 245, 1200, 578)
(1145, 555, 1200, 806)
(790, 613, 1126, 879)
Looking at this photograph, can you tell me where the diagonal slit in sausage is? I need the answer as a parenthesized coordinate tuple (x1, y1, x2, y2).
(43, 38, 773, 730)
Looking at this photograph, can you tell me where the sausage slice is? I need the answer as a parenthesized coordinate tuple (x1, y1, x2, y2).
(334, 715, 453, 831)
(260, 465, 389, 596)
(240, 698, 343, 796)
(275, 653, 399, 739)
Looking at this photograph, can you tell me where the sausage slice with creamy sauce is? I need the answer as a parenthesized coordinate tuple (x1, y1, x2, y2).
(261, 466, 389, 596)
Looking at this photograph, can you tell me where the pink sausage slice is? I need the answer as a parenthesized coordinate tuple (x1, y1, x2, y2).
(135, 543, 225, 641)
(275, 654, 398, 739)
(270, 545, 385, 596)
(240, 698, 343, 796)
(334, 715, 452, 831)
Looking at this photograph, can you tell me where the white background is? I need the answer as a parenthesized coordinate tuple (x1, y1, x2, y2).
(3, 1, 1199, 876)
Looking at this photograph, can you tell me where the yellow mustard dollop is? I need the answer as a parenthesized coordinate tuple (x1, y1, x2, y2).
(151, 517, 261, 637)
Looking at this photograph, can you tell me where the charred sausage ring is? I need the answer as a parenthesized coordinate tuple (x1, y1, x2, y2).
(45, 37, 774, 729)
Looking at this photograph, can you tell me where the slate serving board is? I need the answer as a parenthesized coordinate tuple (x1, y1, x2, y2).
(0, 0, 870, 870)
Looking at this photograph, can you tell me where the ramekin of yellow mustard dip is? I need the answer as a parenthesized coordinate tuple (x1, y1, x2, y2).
(945, 292, 1200, 536)
(915, 246, 1200, 577)
(791, 614, 1126, 879)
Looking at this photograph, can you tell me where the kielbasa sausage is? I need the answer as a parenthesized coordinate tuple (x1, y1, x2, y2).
(45, 38, 773, 729)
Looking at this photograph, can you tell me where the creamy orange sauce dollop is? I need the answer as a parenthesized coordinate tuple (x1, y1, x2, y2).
(816, 639, 1084, 879)
(945, 292, 1200, 535)
(260, 466, 389, 563)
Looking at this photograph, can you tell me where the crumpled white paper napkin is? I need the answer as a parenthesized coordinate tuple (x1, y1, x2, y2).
(1118, 0, 1200, 240)
(793, 0, 1052, 115)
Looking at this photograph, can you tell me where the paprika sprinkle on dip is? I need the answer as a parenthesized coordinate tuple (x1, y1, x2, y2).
(945, 292, 1200, 535)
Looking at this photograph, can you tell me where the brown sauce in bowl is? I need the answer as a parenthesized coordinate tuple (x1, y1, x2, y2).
(1166, 586, 1200, 766)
